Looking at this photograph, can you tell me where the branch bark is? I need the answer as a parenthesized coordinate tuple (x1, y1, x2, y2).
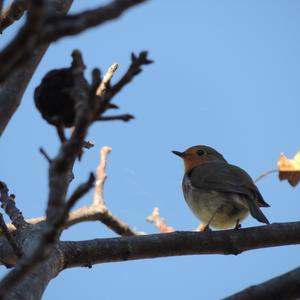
(0, 0, 73, 136)
(224, 266, 300, 300)
(62, 221, 300, 268)
(0, 0, 26, 32)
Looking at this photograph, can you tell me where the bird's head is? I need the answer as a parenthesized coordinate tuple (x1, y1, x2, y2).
(172, 145, 227, 172)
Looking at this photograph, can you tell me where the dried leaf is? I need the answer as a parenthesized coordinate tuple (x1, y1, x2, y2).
(277, 151, 300, 187)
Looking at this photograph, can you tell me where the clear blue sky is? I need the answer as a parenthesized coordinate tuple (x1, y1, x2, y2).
(1, 1, 300, 299)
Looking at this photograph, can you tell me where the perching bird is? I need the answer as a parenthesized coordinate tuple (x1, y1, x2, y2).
(172, 145, 270, 230)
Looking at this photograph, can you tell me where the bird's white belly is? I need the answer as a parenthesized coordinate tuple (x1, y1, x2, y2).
(185, 189, 249, 229)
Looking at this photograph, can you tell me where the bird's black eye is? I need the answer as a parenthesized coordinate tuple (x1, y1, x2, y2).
(196, 149, 206, 156)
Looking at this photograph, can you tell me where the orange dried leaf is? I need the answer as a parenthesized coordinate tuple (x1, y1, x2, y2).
(277, 151, 300, 187)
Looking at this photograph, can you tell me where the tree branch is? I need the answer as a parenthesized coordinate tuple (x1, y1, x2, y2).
(146, 207, 175, 233)
(62, 221, 300, 269)
(224, 266, 300, 300)
(0, 0, 148, 84)
(64, 173, 95, 213)
(0, 50, 97, 299)
(0, 182, 27, 230)
(0, 0, 26, 32)
(0, 214, 22, 259)
(97, 114, 134, 122)
(103, 51, 153, 104)
(39, 0, 148, 44)
(96, 63, 118, 96)
(0, 0, 73, 136)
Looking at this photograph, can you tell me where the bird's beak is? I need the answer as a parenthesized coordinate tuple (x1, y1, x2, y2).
(172, 150, 185, 158)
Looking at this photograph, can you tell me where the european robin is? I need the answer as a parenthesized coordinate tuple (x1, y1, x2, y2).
(172, 145, 270, 230)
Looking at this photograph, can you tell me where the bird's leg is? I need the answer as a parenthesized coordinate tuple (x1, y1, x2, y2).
(198, 207, 221, 232)
(234, 219, 242, 230)
(197, 223, 211, 232)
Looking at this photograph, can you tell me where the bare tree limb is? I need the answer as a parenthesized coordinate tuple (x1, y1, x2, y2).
(64, 173, 95, 213)
(89, 146, 142, 236)
(0, 0, 73, 136)
(0, 50, 97, 299)
(0, 214, 22, 259)
(0, 182, 27, 230)
(147, 207, 175, 233)
(39, 0, 148, 44)
(4, 204, 143, 237)
(97, 114, 134, 122)
(93, 146, 111, 207)
(103, 51, 153, 103)
(0, 0, 148, 84)
(62, 221, 300, 269)
(96, 63, 118, 96)
(39, 147, 52, 163)
(224, 266, 300, 300)
(0, 0, 45, 81)
(0, 0, 26, 32)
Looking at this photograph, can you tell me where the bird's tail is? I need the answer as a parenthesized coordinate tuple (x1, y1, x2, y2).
(246, 198, 270, 224)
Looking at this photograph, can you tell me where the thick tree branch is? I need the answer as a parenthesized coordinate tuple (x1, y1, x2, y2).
(0, 0, 148, 84)
(224, 266, 300, 300)
(0, 47, 150, 298)
(0, 0, 73, 136)
(39, 0, 148, 44)
(0, 50, 97, 299)
(62, 221, 300, 269)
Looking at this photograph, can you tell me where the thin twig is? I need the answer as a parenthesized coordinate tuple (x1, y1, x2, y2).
(90, 146, 143, 236)
(64, 173, 95, 213)
(254, 169, 278, 183)
(0, 214, 22, 258)
(39, 147, 52, 163)
(96, 63, 118, 96)
(147, 207, 175, 233)
(83, 140, 94, 149)
(93, 146, 112, 207)
(104, 51, 153, 102)
(97, 114, 134, 122)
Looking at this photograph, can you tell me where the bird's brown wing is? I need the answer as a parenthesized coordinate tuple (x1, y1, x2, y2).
(188, 162, 270, 224)
(188, 162, 270, 208)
